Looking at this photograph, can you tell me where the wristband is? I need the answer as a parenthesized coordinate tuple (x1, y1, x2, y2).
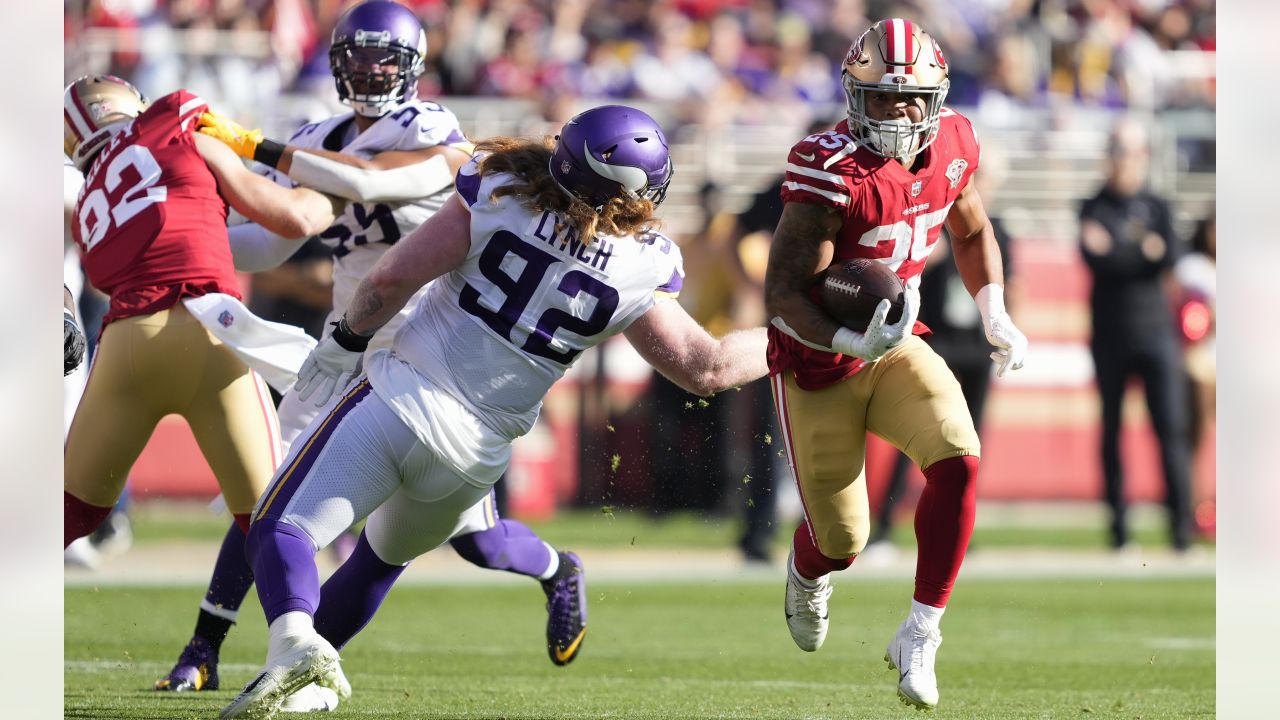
(253, 139, 287, 169)
(975, 283, 1006, 318)
(831, 327, 859, 356)
(330, 317, 373, 353)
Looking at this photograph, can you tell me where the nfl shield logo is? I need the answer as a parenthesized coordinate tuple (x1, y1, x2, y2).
(218, 310, 234, 328)
(910, 180, 923, 197)
(561, 160, 572, 174)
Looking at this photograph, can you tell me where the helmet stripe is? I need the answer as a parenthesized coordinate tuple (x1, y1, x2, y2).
(888, 18, 914, 74)
(65, 89, 94, 138)
(902, 19, 915, 73)
(64, 109, 84, 143)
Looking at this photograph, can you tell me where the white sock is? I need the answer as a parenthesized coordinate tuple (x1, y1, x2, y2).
(789, 557, 821, 589)
(267, 611, 314, 662)
(907, 599, 945, 630)
(537, 543, 560, 580)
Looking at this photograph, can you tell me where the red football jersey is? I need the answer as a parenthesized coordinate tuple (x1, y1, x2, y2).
(768, 109, 982, 390)
(71, 90, 240, 327)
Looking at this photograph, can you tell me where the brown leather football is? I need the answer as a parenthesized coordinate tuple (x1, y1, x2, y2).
(819, 259, 905, 330)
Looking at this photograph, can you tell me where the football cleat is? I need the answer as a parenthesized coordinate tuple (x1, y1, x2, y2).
(783, 548, 832, 652)
(280, 683, 340, 713)
(155, 636, 219, 692)
(220, 633, 349, 720)
(542, 551, 587, 666)
(884, 621, 943, 710)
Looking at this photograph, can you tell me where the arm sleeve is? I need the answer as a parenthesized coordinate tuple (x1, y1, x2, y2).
(287, 151, 456, 203)
(227, 223, 307, 272)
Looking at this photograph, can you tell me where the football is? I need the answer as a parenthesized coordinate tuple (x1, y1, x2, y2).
(819, 258, 905, 330)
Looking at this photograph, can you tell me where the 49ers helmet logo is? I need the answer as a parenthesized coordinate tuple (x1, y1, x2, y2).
(933, 43, 949, 71)
(844, 33, 866, 67)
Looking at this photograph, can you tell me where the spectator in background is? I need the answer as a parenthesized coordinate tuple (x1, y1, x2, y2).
(1079, 116, 1192, 553)
(865, 144, 1017, 557)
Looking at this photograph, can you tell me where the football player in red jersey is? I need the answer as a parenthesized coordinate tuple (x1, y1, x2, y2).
(764, 19, 1028, 710)
(63, 76, 338, 557)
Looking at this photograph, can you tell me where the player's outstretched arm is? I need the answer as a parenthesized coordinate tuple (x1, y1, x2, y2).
(194, 133, 341, 240)
(197, 111, 469, 203)
(623, 299, 768, 397)
(343, 194, 472, 336)
(283, 146, 470, 204)
(293, 194, 472, 407)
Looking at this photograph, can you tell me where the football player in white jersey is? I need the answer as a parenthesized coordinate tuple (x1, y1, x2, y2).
(157, 1, 585, 707)
(219, 104, 770, 719)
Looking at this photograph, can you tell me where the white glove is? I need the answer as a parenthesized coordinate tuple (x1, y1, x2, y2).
(832, 286, 920, 361)
(771, 288, 921, 363)
(294, 335, 363, 407)
(976, 284, 1028, 377)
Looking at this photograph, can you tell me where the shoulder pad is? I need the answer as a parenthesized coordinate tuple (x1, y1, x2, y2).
(782, 124, 871, 209)
(636, 230, 684, 297)
(149, 90, 208, 134)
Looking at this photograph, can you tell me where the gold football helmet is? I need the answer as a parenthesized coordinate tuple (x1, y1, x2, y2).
(842, 18, 950, 161)
(64, 75, 150, 171)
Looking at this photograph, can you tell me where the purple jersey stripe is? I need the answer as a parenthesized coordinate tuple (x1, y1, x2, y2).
(455, 159, 482, 207)
(657, 267, 684, 296)
(443, 128, 468, 147)
(253, 379, 374, 523)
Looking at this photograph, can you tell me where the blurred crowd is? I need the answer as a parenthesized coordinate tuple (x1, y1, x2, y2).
(68, 0, 1215, 130)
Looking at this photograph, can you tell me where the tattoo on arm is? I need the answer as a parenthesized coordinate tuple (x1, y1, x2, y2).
(763, 202, 843, 346)
(346, 284, 385, 332)
(765, 203, 838, 311)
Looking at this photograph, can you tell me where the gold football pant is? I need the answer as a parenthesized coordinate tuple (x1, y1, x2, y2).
(64, 303, 282, 514)
(771, 336, 980, 558)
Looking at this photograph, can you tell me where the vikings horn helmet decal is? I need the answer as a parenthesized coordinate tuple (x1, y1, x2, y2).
(548, 105, 674, 209)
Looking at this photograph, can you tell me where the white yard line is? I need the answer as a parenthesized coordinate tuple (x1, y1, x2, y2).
(65, 543, 1214, 588)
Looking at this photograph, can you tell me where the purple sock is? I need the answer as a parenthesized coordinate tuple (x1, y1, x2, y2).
(205, 522, 255, 612)
(246, 519, 320, 625)
(314, 531, 406, 650)
(449, 519, 554, 578)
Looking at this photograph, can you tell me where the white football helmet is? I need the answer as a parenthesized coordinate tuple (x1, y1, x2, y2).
(842, 18, 950, 162)
(64, 75, 149, 171)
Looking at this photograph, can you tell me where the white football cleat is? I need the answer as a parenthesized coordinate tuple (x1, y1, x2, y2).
(280, 683, 340, 713)
(884, 621, 943, 710)
(220, 633, 349, 720)
(783, 548, 832, 652)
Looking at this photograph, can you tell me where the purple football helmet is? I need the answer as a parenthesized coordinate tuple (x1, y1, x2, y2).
(549, 105, 673, 209)
(329, 0, 427, 117)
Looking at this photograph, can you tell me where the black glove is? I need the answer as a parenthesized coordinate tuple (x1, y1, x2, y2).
(64, 310, 87, 376)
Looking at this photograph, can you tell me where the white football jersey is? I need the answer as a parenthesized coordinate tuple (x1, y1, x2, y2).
(269, 99, 471, 350)
(368, 156, 684, 484)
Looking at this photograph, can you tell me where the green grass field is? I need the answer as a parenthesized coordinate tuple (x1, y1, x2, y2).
(66, 576, 1214, 719)
(126, 502, 1208, 552)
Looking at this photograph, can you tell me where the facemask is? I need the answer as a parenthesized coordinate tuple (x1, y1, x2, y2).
(870, 118, 920, 162)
